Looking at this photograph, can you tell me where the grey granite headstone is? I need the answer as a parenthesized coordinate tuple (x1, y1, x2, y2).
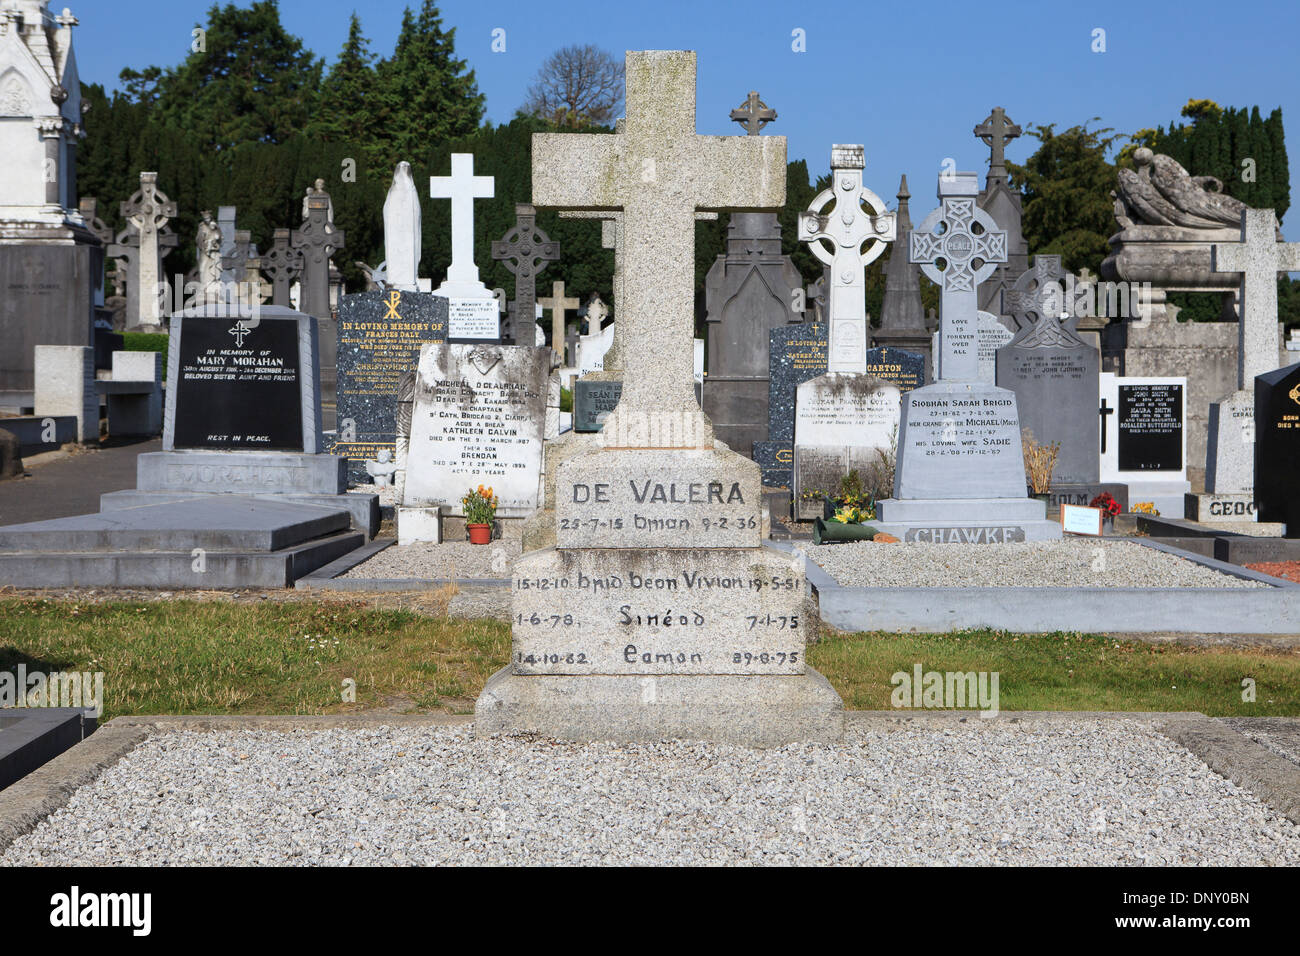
(573, 379, 622, 432)
(292, 192, 345, 403)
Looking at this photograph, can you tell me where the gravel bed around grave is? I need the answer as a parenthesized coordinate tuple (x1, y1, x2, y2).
(809, 539, 1268, 589)
(347, 485, 397, 507)
(340, 540, 522, 580)
(4, 720, 1297, 866)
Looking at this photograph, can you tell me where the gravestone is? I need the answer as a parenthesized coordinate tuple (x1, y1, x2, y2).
(865, 346, 924, 392)
(995, 254, 1100, 484)
(402, 343, 551, 517)
(1195, 209, 1300, 521)
(753, 321, 828, 487)
(936, 312, 1016, 384)
(332, 289, 448, 484)
(874, 172, 1061, 542)
(974, 108, 1029, 316)
(874, 176, 934, 378)
(792, 144, 897, 513)
(107, 172, 179, 331)
(1099, 372, 1191, 517)
(477, 50, 841, 746)
(384, 161, 423, 292)
(573, 379, 622, 432)
(1255, 361, 1300, 535)
(539, 280, 579, 357)
(702, 89, 802, 458)
(292, 191, 345, 405)
(217, 207, 238, 283)
(492, 203, 560, 340)
(430, 153, 499, 342)
(262, 229, 302, 307)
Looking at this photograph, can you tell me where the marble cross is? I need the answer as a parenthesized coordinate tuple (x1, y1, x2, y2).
(492, 203, 560, 330)
(262, 228, 302, 307)
(538, 280, 579, 359)
(974, 107, 1021, 183)
(1212, 208, 1300, 387)
(533, 51, 785, 449)
(429, 153, 494, 295)
(910, 172, 1008, 382)
(797, 144, 895, 373)
(292, 193, 345, 320)
(730, 90, 776, 136)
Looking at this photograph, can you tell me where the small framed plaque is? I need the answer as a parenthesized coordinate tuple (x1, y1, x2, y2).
(446, 297, 500, 342)
(1060, 503, 1103, 536)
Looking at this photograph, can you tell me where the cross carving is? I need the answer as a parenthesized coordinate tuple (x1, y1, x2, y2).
(911, 172, 1008, 381)
(430, 153, 494, 291)
(292, 194, 345, 319)
(492, 203, 560, 330)
(262, 228, 302, 307)
(1001, 254, 1087, 332)
(538, 280, 580, 359)
(797, 144, 895, 372)
(531, 50, 785, 448)
(1212, 208, 1300, 387)
(730, 90, 776, 136)
(974, 107, 1021, 182)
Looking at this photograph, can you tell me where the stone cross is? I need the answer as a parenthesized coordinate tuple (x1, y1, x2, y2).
(974, 107, 1021, 184)
(292, 193, 345, 319)
(538, 280, 579, 358)
(492, 203, 560, 330)
(429, 153, 494, 294)
(910, 172, 1008, 381)
(797, 145, 895, 373)
(114, 171, 177, 329)
(532, 50, 785, 448)
(1001, 254, 1088, 331)
(217, 206, 238, 282)
(1212, 208, 1300, 387)
(730, 90, 776, 135)
(262, 228, 302, 307)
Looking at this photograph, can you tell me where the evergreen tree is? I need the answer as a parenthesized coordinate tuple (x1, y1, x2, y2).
(309, 13, 379, 157)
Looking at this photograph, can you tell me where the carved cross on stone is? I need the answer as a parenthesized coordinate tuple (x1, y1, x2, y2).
(532, 50, 785, 449)
(116, 171, 177, 329)
(538, 280, 580, 359)
(492, 203, 560, 331)
(910, 172, 1008, 382)
(1212, 208, 1300, 387)
(1001, 254, 1088, 332)
(292, 194, 345, 319)
(797, 144, 895, 372)
(974, 107, 1021, 183)
(262, 228, 302, 307)
(730, 90, 776, 136)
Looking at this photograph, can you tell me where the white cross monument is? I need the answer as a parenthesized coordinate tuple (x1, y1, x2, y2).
(429, 153, 498, 338)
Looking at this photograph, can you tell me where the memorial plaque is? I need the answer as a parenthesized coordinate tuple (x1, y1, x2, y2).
(511, 547, 806, 675)
(403, 343, 551, 516)
(1117, 381, 1184, 472)
(864, 347, 924, 393)
(573, 379, 622, 432)
(445, 297, 500, 342)
(1254, 361, 1300, 532)
(170, 313, 306, 451)
(754, 321, 827, 486)
(792, 373, 902, 512)
(333, 289, 447, 482)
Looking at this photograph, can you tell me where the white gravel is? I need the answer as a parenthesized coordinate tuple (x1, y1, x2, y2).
(341, 541, 522, 581)
(5, 720, 1296, 866)
(810, 539, 1268, 589)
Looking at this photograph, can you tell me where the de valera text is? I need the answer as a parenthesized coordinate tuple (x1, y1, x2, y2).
(571, 480, 745, 504)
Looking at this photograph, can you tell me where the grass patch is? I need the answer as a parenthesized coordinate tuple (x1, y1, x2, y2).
(1, 600, 1296, 719)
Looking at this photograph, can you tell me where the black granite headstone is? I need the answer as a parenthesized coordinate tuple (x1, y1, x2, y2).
(574, 380, 623, 432)
(1255, 361, 1300, 535)
(1117, 381, 1183, 472)
(865, 347, 925, 393)
(171, 317, 304, 450)
(752, 321, 827, 487)
(332, 289, 448, 483)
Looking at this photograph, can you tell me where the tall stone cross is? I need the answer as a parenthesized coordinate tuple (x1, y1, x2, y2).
(429, 153, 494, 295)
(910, 172, 1008, 381)
(974, 107, 1021, 184)
(532, 50, 785, 448)
(797, 145, 895, 373)
(118, 171, 177, 328)
(292, 193, 345, 319)
(492, 203, 560, 330)
(262, 228, 302, 307)
(1212, 208, 1300, 388)
(730, 90, 776, 135)
(538, 280, 579, 358)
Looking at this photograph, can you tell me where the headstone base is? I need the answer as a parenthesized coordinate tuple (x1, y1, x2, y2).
(1049, 482, 1129, 514)
(474, 666, 844, 747)
(873, 497, 1063, 543)
(137, 451, 347, 495)
(1205, 390, 1255, 494)
(1121, 479, 1193, 521)
(1184, 493, 1261, 524)
(397, 506, 442, 545)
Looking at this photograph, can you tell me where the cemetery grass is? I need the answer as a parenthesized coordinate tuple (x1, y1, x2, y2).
(1, 598, 1297, 719)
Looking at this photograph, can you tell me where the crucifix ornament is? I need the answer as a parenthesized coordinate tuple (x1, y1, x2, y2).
(973, 107, 1021, 184)
(492, 204, 560, 330)
(910, 172, 1008, 382)
(730, 90, 776, 136)
(798, 144, 895, 372)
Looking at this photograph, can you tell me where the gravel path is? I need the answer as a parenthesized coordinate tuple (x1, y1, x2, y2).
(811, 539, 1267, 589)
(341, 541, 521, 581)
(5, 720, 1296, 866)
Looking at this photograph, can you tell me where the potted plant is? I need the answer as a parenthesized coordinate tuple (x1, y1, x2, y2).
(461, 485, 497, 544)
(1021, 429, 1060, 503)
(1089, 492, 1121, 532)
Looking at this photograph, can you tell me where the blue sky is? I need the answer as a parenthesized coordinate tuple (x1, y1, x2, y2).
(73, 0, 1300, 236)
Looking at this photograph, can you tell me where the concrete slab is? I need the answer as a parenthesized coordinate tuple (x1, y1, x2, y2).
(99, 489, 380, 540)
(136, 450, 347, 495)
(0, 709, 96, 792)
